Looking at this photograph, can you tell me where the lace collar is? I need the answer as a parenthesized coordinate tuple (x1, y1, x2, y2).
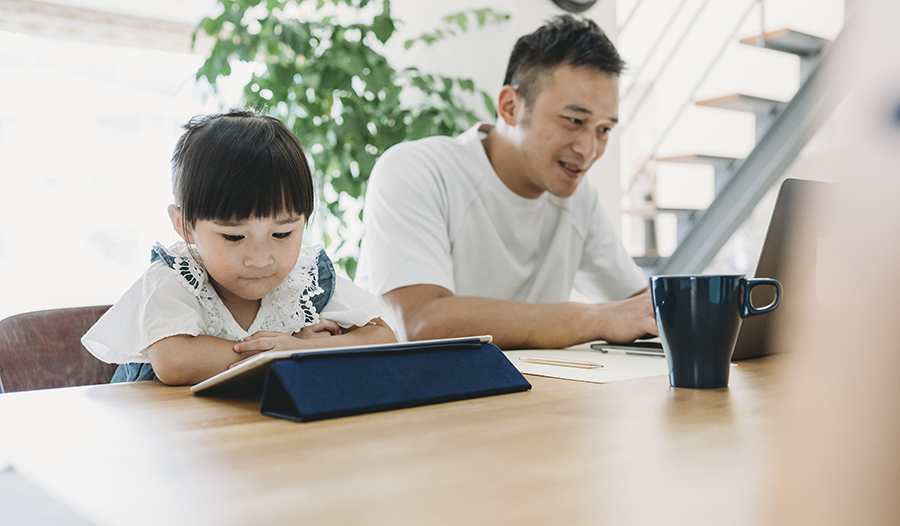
(152, 242, 326, 340)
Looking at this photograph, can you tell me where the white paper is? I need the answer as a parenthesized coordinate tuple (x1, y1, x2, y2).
(503, 343, 669, 384)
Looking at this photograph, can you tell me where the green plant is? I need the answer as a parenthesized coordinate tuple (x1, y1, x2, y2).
(194, 0, 508, 278)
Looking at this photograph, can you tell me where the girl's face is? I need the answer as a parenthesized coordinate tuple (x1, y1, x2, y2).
(169, 206, 306, 304)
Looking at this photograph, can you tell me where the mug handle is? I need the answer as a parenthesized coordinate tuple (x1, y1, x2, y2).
(741, 278, 782, 318)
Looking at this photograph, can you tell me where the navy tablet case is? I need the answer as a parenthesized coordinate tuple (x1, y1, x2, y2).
(259, 340, 531, 422)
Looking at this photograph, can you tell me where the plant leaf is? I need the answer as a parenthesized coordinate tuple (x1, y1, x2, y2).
(196, 0, 509, 274)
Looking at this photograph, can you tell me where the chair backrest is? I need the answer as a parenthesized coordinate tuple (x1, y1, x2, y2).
(0, 305, 117, 393)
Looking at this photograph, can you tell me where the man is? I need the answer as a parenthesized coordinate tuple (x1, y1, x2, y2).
(355, 15, 657, 349)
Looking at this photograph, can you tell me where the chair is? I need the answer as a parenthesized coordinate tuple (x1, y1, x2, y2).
(0, 305, 118, 393)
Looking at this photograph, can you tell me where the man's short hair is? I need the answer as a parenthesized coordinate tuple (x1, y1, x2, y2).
(503, 15, 625, 106)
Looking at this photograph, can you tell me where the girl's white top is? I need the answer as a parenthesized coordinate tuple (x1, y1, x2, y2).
(81, 243, 384, 364)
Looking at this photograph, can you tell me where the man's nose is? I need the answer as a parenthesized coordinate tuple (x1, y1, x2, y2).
(572, 131, 598, 160)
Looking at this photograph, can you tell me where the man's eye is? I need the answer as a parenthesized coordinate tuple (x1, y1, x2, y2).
(568, 117, 583, 126)
(223, 234, 244, 242)
(273, 231, 292, 239)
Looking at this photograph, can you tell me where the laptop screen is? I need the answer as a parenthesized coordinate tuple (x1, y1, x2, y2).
(732, 178, 838, 360)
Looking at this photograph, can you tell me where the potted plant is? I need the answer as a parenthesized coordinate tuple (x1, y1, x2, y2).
(195, 0, 507, 277)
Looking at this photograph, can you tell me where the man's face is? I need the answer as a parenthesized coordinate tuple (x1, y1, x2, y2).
(508, 64, 619, 199)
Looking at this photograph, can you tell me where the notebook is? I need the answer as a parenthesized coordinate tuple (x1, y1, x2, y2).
(592, 178, 837, 361)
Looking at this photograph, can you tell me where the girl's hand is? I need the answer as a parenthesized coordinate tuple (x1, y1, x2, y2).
(233, 331, 302, 354)
(232, 319, 342, 354)
(295, 319, 342, 339)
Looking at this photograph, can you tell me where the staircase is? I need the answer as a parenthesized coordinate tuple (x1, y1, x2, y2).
(617, 1, 850, 276)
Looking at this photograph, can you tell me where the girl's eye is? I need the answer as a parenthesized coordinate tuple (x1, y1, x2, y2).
(273, 231, 293, 239)
(223, 234, 244, 242)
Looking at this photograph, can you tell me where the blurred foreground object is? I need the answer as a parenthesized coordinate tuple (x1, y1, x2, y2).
(769, 0, 900, 524)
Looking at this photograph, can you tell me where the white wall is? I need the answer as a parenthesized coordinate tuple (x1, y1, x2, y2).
(389, 0, 624, 232)
(0, 0, 624, 319)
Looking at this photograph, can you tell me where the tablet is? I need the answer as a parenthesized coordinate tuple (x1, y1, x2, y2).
(190, 335, 494, 395)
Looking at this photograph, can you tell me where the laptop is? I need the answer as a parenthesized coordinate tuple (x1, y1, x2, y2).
(593, 177, 837, 361)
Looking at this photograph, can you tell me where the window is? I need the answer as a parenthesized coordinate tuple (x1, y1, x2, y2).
(0, 27, 244, 319)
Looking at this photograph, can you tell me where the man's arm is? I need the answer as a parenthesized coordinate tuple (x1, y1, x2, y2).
(384, 284, 657, 349)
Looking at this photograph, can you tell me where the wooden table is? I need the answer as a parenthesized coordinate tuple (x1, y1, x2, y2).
(0, 357, 782, 525)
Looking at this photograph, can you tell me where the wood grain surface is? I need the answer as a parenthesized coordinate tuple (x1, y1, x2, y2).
(0, 357, 783, 526)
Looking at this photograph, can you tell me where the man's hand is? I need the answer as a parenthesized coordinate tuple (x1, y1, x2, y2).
(593, 288, 658, 344)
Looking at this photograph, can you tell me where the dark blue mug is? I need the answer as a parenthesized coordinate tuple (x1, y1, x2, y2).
(650, 275, 782, 389)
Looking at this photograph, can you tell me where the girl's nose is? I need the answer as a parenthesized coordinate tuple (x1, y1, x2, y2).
(243, 244, 275, 268)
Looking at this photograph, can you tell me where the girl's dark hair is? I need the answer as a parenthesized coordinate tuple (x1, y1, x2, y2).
(503, 15, 626, 105)
(171, 109, 314, 226)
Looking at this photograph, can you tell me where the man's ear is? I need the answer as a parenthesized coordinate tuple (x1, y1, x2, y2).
(496, 85, 523, 126)
(168, 204, 194, 244)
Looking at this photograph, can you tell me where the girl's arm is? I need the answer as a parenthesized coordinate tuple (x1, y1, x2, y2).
(148, 334, 259, 386)
(234, 317, 396, 355)
(149, 319, 396, 386)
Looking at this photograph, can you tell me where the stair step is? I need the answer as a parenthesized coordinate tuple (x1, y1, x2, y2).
(739, 28, 829, 57)
(633, 256, 667, 269)
(695, 93, 784, 115)
(654, 154, 740, 171)
(624, 204, 703, 217)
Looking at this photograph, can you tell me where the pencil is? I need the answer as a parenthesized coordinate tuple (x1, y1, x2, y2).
(518, 356, 602, 369)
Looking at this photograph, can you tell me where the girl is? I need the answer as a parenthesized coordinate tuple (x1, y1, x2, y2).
(82, 110, 396, 386)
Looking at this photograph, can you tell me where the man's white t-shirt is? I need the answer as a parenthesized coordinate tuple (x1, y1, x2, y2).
(356, 123, 646, 308)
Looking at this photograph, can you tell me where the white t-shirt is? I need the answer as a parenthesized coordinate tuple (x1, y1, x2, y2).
(83, 243, 383, 364)
(356, 123, 646, 306)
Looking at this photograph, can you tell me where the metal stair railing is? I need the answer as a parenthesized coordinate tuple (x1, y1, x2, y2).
(619, 0, 695, 106)
(658, 23, 852, 274)
(624, 0, 760, 182)
(617, 0, 648, 34)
